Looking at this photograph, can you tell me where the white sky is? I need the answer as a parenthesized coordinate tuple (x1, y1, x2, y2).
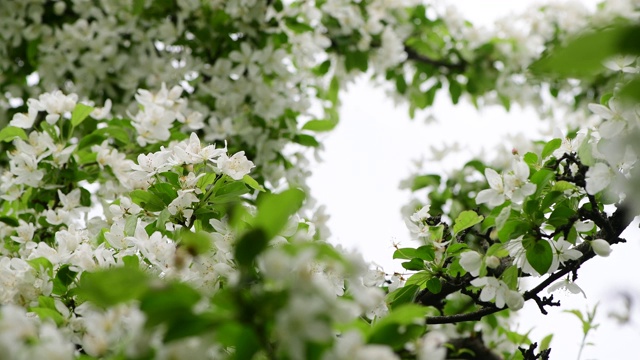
(308, 1, 640, 358)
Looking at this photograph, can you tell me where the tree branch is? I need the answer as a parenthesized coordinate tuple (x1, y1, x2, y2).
(425, 202, 632, 325)
(404, 46, 467, 72)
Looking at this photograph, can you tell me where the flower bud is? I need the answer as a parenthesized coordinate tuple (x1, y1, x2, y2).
(505, 290, 524, 311)
(591, 239, 611, 257)
(485, 255, 501, 269)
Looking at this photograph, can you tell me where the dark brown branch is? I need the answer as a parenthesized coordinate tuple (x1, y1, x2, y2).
(404, 46, 467, 72)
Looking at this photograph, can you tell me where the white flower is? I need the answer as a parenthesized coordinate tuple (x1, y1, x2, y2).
(216, 151, 255, 180)
(548, 278, 586, 298)
(476, 168, 507, 206)
(603, 55, 637, 73)
(590, 239, 612, 257)
(459, 251, 482, 276)
(553, 237, 582, 264)
(9, 107, 38, 128)
(418, 331, 447, 360)
(588, 100, 628, 139)
(470, 276, 511, 308)
(477, 161, 535, 206)
(585, 162, 616, 195)
(503, 160, 536, 204)
(28, 90, 78, 124)
(410, 205, 431, 222)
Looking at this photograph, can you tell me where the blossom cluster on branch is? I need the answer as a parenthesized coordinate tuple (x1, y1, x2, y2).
(0, 0, 639, 359)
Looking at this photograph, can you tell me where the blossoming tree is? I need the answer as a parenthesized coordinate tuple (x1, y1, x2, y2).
(0, 0, 638, 359)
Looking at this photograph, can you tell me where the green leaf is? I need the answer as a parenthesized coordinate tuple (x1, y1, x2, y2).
(213, 181, 249, 203)
(523, 152, 538, 166)
(386, 285, 420, 309)
(405, 271, 431, 287)
(0, 216, 19, 227)
(27, 257, 53, 275)
(0, 126, 28, 142)
(149, 183, 178, 205)
(530, 25, 640, 78)
(232, 326, 261, 360)
(130, 190, 166, 212)
(376, 304, 428, 327)
(526, 240, 553, 275)
(179, 230, 212, 256)
(540, 334, 553, 351)
(284, 17, 314, 33)
(498, 219, 530, 243)
(71, 103, 95, 127)
(302, 119, 337, 132)
(578, 130, 595, 166)
(542, 138, 562, 159)
(393, 248, 418, 260)
(402, 258, 425, 271)
(30, 307, 65, 326)
(234, 228, 269, 268)
(620, 78, 640, 102)
(416, 245, 436, 262)
(76, 267, 150, 307)
(426, 278, 442, 294)
(530, 169, 555, 197)
(56, 265, 77, 287)
(453, 210, 484, 235)
(449, 80, 462, 104)
(344, 51, 369, 72)
(501, 266, 519, 289)
(254, 188, 305, 240)
(411, 174, 441, 191)
(140, 282, 201, 326)
(293, 134, 320, 147)
(242, 175, 265, 192)
(486, 243, 508, 258)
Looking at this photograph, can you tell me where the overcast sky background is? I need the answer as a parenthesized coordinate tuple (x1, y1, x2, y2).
(308, 1, 640, 358)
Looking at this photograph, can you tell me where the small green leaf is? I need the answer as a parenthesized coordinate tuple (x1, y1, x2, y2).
(453, 210, 484, 235)
(254, 188, 305, 240)
(130, 190, 166, 212)
(526, 240, 553, 275)
(213, 181, 249, 203)
(411, 174, 441, 191)
(578, 130, 595, 166)
(426, 278, 442, 294)
(149, 183, 178, 205)
(523, 152, 538, 166)
(405, 271, 431, 287)
(386, 285, 420, 308)
(242, 175, 265, 192)
(71, 103, 94, 127)
(235, 228, 269, 268)
(0, 126, 28, 142)
(402, 258, 426, 271)
(293, 134, 320, 147)
(540, 334, 553, 351)
(0, 216, 19, 227)
(30, 307, 65, 326)
(301, 119, 338, 132)
(416, 245, 436, 262)
(542, 138, 562, 159)
(393, 248, 417, 260)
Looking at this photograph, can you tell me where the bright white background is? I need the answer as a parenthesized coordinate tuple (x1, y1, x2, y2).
(308, 1, 640, 358)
